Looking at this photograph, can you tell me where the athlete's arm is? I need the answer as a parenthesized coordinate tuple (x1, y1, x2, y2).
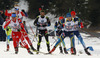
(34, 16, 39, 26)
(46, 17, 51, 26)
(4, 20, 11, 28)
(5, 10, 11, 16)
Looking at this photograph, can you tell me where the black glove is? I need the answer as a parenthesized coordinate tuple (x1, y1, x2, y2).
(37, 22, 41, 27)
(17, 29, 20, 32)
(57, 25, 62, 29)
(22, 9, 25, 13)
(6, 28, 9, 31)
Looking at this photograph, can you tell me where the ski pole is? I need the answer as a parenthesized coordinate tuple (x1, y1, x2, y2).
(21, 30, 36, 43)
(29, 24, 35, 34)
(51, 29, 57, 46)
(48, 30, 55, 35)
(50, 30, 62, 46)
(29, 24, 38, 42)
(51, 39, 57, 46)
(38, 30, 55, 36)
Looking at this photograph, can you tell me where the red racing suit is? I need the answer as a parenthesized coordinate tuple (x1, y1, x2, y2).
(4, 18, 29, 49)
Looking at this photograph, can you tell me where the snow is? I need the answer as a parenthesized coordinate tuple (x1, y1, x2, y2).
(0, 19, 100, 58)
(0, 34, 100, 58)
(18, 0, 29, 12)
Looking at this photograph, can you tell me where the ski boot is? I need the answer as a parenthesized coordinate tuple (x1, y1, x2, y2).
(36, 52, 39, 54)
(84, 47, 91, 55)
(15, 47, 18, 54)
(64, 48, 68, 54)
(59, 47, 63, 53)
(27, 48, 33, 54)
(7, 44, 9, 51)
(49, 46, 56, 54)
(36, 45, 40, 54)
(71, 47, 76, 55)
(47, 44, 50, 52)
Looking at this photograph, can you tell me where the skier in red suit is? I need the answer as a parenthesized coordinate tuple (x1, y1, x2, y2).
(3, 13, 33, 54)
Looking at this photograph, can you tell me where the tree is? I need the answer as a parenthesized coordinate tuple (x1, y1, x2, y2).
(26, 0, 52, 18)
(26, 0, 100, 26)
(88, 0, 100, 26)
(0, 0, 19, 10)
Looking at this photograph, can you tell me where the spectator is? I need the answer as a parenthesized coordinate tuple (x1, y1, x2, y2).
(0, 10, 6, 41)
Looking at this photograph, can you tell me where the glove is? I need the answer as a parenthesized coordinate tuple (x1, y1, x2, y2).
(58, 26, 61, 29)
(80, 22, 84, 28)
(6, 28, 9, 31)
(45, 31, 48, 33)
(62, 32, 65, 36)
(22, 9, 25, 12)
(37, 22, 41, 27)
(17, 29, 20, 32)
(80, 25, 84, 28)
(63, 24, 65, 27)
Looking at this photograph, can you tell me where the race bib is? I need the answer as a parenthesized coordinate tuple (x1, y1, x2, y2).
(74, 25, 79, 30)
(66, 26, 72, 30)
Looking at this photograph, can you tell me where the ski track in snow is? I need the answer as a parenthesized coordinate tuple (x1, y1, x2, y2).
(0, 19, 100, 58)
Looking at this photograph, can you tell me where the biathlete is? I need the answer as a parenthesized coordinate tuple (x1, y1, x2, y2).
(54, 16, 68, 54)
(49, 13, 76, 55)
(3, 13, 33, 54)
(2, 18, 12, 51)
(71, 11, 91, 55)
(34, 10, 51, 54)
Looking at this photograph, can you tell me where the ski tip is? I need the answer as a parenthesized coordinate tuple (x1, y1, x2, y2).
(87, 46, 94, 51)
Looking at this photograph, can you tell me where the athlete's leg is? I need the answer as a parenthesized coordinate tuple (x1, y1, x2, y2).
(74, 31, 86, 48)
(49, 32, 65, 53)
(69, 32, 76, 55)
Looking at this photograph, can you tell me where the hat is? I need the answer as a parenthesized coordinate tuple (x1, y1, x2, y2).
(39, 8, 42, 11)
(59, 16, 64, 20)
(71, 11, 76, 15)
(66, 13, 71, 17)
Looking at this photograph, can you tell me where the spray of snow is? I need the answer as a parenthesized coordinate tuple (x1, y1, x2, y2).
(18, 0, 29, 12)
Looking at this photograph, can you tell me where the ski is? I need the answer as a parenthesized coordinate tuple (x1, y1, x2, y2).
(4, 50, 10, 52)
(30, 49, 48, 55)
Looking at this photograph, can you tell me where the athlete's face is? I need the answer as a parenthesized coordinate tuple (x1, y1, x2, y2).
(40, 12, 45, 16)
(12, 17, 16, 22)
(71, 14, 76, 18)
(15, 10, 19, 13)
(67, 17, 71, 21)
